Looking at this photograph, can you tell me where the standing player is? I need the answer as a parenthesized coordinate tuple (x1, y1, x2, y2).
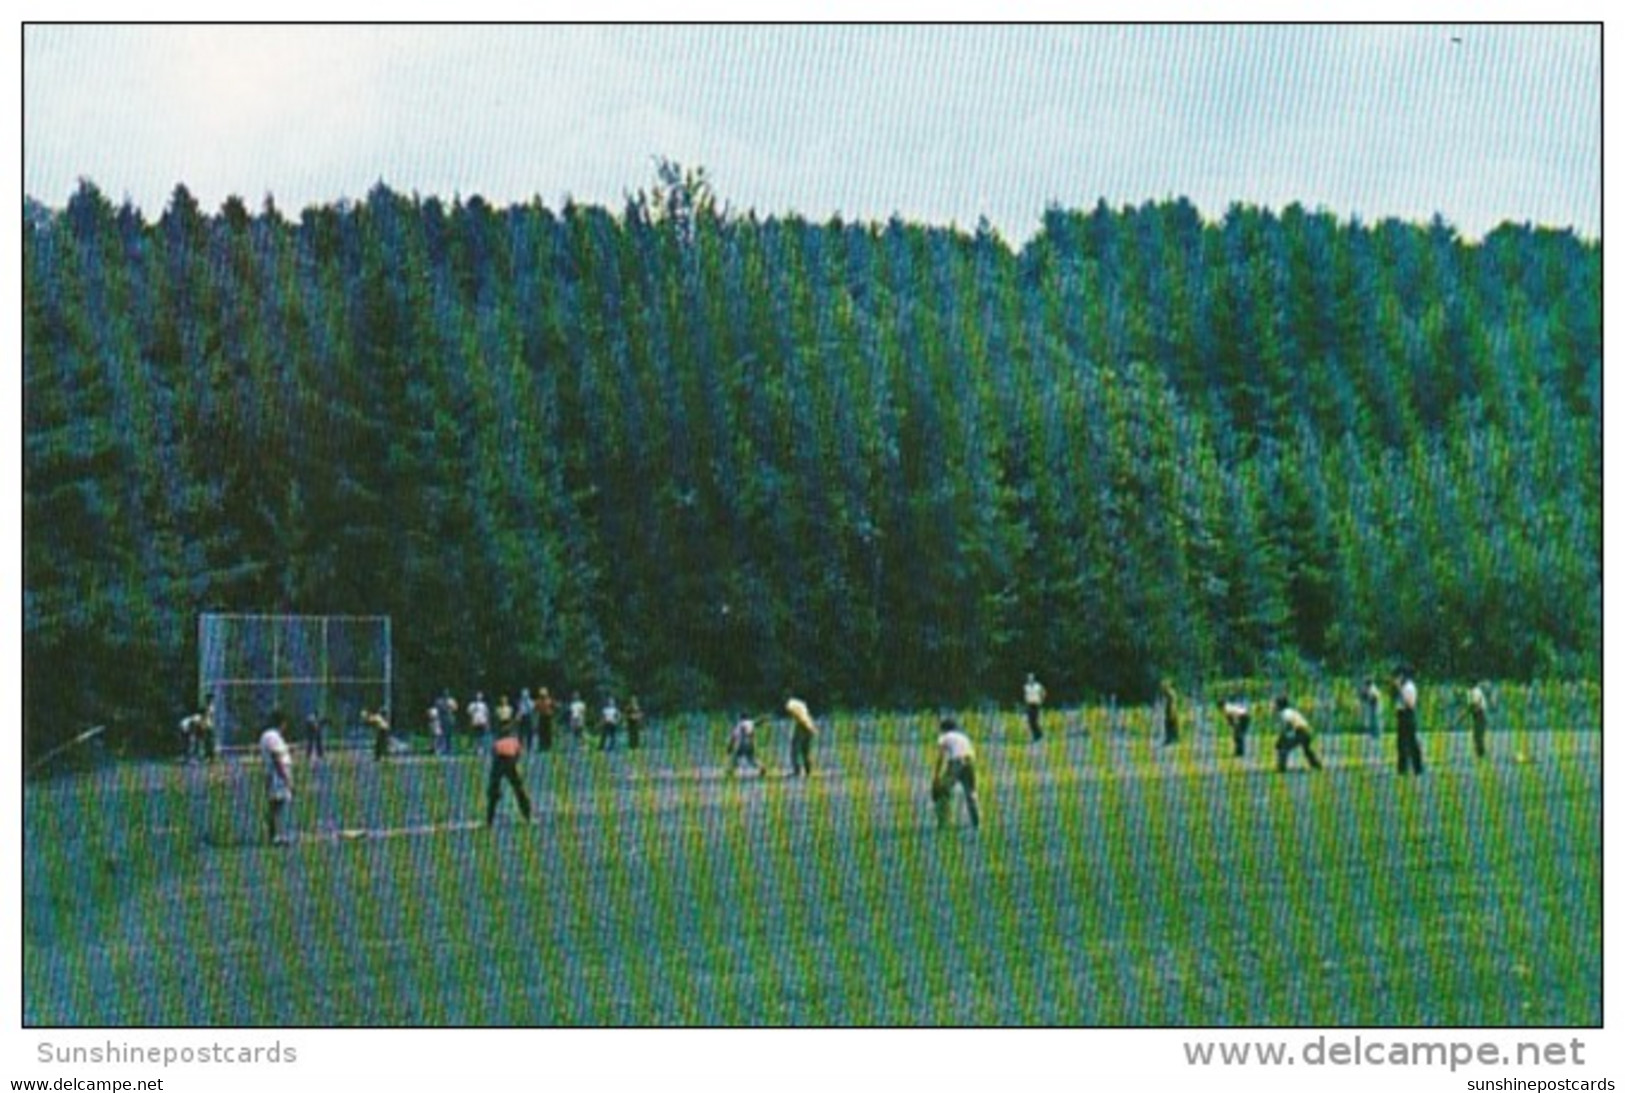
(1160, 679, 1180, 745)
(568, 693, 588, 747)
(727, 713, 766, 777)
(785, 695, 819, 777)
(200, 693, 217, 762)
(598, 696, 622, 751)
(931, 718, 981, 829)
(436, 690, 460, 755)
(625, 695, 645, 751)
(427, 701, 446, 757)
(495, 694, 515, 742)
(486, 719, 534, 827)
(468, 692, 492, 754)
(535, 687, 557, 752)
(1022, 672, 1047, 742)
(305, 712, 327, 762)
(517, 688, 538, 751)
(1273, 696, 1323, 772)
(1467, 682, 1491, 760)
(1360, 677, 1383, 738)
(1218, 696, 1251, 758)
(259, 710, 295, 845)
(1393, 667, 1424, 776)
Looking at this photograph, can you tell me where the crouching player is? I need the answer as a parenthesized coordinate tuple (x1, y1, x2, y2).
(486, 722, 534, 826)
(931, 718, 981, 830)
(727, 714, 767, 778)
(1218, 696, 1251, 758)
(1274, 696, 1323, 773)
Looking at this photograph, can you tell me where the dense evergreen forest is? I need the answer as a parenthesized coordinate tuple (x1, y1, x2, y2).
(23, 165, 1600, 752)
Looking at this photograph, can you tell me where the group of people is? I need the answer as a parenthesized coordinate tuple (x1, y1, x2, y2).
(246, 665, 1495, 844)
(1021, 666, 1493, 778)
(423, 688, 648, 758)
(725, 696, 821, 778)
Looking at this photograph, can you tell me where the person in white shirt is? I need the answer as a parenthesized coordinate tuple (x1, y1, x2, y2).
(1273, 696, 1323, 772)
(1217, 697, 1251, 758)
(468, 692, 492, 753)
(727, 714, 765, 777)
(179, 710, 204, 763)
(932, 719, 981, 829)
(568, 693, 588, 746)
(1022, 673, 1047, 742)
(1393, 667, 1424, 775)
(598, 697, 621, 752)
(259, 711, 295, 845)
(1467, 682, 1490, 760)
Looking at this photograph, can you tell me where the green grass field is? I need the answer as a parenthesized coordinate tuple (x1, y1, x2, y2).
(23, 710, 1600, 1027)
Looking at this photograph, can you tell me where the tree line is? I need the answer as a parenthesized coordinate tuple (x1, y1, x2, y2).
(23, 165, 1600, 754)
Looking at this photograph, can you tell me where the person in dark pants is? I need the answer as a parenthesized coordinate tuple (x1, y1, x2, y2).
(436, 690, 459, 755)
(786, 696, 819, 776)
(200, 693, 218, 762)
(1218, 697, 1251, 758)
(598, 696, 621, 751)
(1022, 673, 1046, 742)
(727, 714, 766, 777)
(1468, 682, 1490, 760)
(1393, 667, 1424, 775)
(535, 687, 556, 752)
(1160, 679, 1180, 745)
(486, 727, 533, 826)
(518, 688, 538, 751)
(1361, 677, 1382, 738)
(304, 712, 326, 762)
(932, 718, 981, 829)
(365, 707, 391, 761)
(259, 710, 295, 845)
(1273, 696, 1323, 772)
(626, 696, 645, 750)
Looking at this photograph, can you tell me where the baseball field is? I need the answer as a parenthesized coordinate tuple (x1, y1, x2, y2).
(23, 703, 1601, 1027)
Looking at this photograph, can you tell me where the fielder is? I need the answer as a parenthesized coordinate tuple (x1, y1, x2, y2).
(931, 718, 981, 829)
(1218, 696, 1251, 758)
(727, 714, 767, 777)
(486, 722, 534, 826)
(1023, 672, 1047, 742)
(259, 711, 295, 845)
(1273, 696, 1323, 773)
(1468, 682, 1491, 760)
(785, 695, 819, 776)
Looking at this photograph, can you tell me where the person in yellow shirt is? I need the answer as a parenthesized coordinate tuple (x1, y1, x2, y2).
(785, 695, 819, 777)
(363, 707, 392, 762)
(1273, 696, 1323, 773)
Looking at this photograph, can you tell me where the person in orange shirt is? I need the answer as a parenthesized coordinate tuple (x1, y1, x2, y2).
(486, 722, 534, 826)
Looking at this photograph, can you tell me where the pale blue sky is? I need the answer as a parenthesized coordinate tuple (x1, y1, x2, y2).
(23, 24, 1602, 240)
